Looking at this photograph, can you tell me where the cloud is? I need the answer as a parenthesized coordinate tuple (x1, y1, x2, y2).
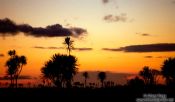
(33, 46, 64, 49)
(0, 54, 4, 57)
(172, 0, 175, 4)
(144, 56, 153, 58)
(0, 75, 32, 80)
(102, 43, 175, 52)
(0, 18, 87, 38)
(33, 46, 93, 51)
(103, 14, 127, 22)
(136, 32, 151, 36)
(102, 48, 121, 51)
(102, 0, 109, 4)
(73, 48, 93, 51)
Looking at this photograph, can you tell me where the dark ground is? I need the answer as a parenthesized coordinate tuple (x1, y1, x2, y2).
(0, 86, 175, 102)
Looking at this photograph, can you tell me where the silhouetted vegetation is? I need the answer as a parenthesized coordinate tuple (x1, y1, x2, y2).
(82, 71, 89, 87)
(41, 54, 78, 88)
(1, 46, 175, 100)
(98, 72, 106, 87)
(161, 57, 175, 86)
(139, 66, 160, 85)
(5, 50, 27, 88)
(63, 36, 74, 56)
(127, 77, 145, 87)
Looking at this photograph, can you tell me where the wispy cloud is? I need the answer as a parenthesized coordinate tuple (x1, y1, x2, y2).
(103, 14, 127, 22)
(0, 18, 87, 38)
(102, 43, 175, 52)
(102, 0, 109, 4)
(73, 48, 93, 51)
(33, 46, 64, 49)
(136, 32, 151, 36)
(0, 54, 4, 57)
(144, 56, 153, 58)
(33, 46, 93, 51)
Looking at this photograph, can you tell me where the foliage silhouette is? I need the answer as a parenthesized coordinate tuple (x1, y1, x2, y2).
(82, 71, 89, 87)
(63, 36, 74, 56)
(127, 77, 144, 87)
(5, 50, 27, 88)
(139, 66, 155, 85)
(151, 69, 161, 85)
(161, 57, 175, 85)
(98, 72, 106, 87)
(41, 53, 78, 88)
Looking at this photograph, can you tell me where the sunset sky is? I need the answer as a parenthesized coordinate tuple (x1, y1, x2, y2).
(0, 0, 175, 79)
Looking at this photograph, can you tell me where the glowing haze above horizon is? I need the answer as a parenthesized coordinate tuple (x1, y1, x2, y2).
(0, 0, 175, 78)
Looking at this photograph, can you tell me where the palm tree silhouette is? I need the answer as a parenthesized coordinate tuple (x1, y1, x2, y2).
(151, 69, 161, 85)
(82, 71, 89, 87)
(139, 66, 153, 85)
(161, 57, 175, 85)
(98, 72, 106, 88)
(41, 53, 78, 88)
(63, 36, 74, 56)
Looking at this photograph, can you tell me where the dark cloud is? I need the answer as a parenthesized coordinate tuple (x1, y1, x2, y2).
(33, 46, 63, 49)
(0, 75, 32, 80)
(102, 43, 175, 52)
(69, 27, 87, 37)
(0, 18, 87, 38)
(172, 1, 175, 4)
(102, 48, 121, 51)
(102, 0, 109, 4)
(136, 32, 151, 36)
(73, 48, 93, 51)
(0, 54, 4, 57)
(33, 46, 92, 51)
(47, 47, 64, 49)
(141, 33, 150, 36)
(144, 56, 153, 58)
(103, 14, 127, 22)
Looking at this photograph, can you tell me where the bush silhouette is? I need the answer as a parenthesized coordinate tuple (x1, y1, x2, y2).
(41, 53, 78, 88)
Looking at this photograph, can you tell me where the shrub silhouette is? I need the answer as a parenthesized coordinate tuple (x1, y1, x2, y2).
(127, 76, 145, 87)
(41, 53, 78, 88)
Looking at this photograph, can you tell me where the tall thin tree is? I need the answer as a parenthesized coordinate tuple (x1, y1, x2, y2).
(98, 72, 106, 88)
(63, 36, 74, 56)
(82, 71, 89, 87)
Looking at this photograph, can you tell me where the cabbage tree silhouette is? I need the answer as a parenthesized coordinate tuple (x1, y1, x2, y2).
(41, 54, 78, 88)
(161, 57, 175, 85)
(98, 72, 106, 88)
(82, 71, 89, 87)
(5, 50, 27, 88)
(63, 36, 74, 56)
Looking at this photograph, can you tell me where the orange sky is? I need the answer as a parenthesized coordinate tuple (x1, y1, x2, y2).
(0, 0, 175, 79)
